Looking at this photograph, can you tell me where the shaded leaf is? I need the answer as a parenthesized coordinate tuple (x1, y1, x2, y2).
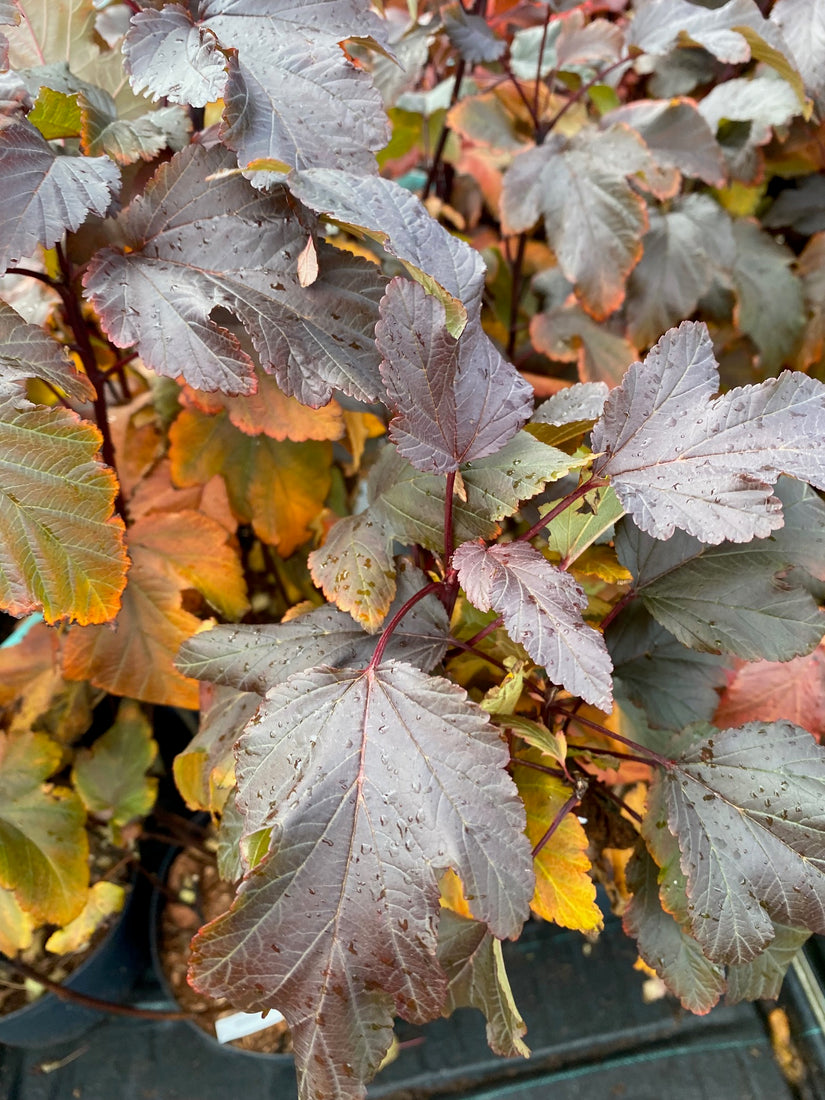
(309, 511, 395, 631)
(84, 143, 386, 406)
(645, 721, 825, 965)
(0, 299, 92, 402)
(731, 219, 805, 371)
(626, 195, 735, 349)
(530, 305, 637, 386)
(770, 0, 825, 111)
(604, 98, 725, 186)
(437, 909, 529, 1059)
(72, 700, 158, 830)
(183, 369, 345, 442)
(0, 884, 35, 957)
(543, 484, 625, 566)
(288, 168, 487, 324)
(514, 754, 602, 932)
(169, 406, 331, 555)
(591, 321, 825, 544)
(624, 843, 725, 1014)
(614, 478, 825, 661)
(124, 0, 389, 174)
(78, 86, 191, 165)
(765, 176, 825, 235)
(376, 279, 532, 474)
(27, 86, 83, 141)
(0, 117, 120, 273)
(189, 661, 533, 1100)
(172, 684, 259, 812)
(714, 647, 825, 740)
(45, 881, 125, 955)
(442, 2, 505, 65)
(0, 731, 88, 926)
(177, 560, 449, 693)
(796, 233, 825, 371)
(609, 602, 731, 731)
(502, 128, 651, 318)
(454, 539, 613, 709)
(725, 923, 811, 1004)
(555, 11, 625, 69)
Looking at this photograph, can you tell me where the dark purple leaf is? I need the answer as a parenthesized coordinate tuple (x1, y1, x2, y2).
(376, 279, 533, 474)
(288, 169, 487, 321)
(453, 539, 613, 709)
(437, 909, 529, 1058)
(764, 175, 825, 235)
(189, 660, 533, 1100)
(78, 86, 191, 165)
(644, 721, 825, 965)
(591, 321, 825, 543)
(83, 143, 386, 405)
(124, 0, 390, 174)
(177, 559, 449, 691)
(0, 300, 93, 402)
(442, 2, 505, 65)
(0, 117, 120, 273)
(501, 128, 651, 318)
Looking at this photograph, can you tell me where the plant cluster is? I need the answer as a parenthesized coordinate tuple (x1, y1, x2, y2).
(1, 0, 825, 1096)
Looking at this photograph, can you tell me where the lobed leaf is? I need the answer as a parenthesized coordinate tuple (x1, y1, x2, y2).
(530, 305, 638, 387)
(442, 2, 505, 65)
(0, 300, 92, 402)
(78, 86, 191, 165)
(308, 511, 396, 632)
(604, 98, 725, 187)
(124, 0, 389, 175)
(189, 661, 533, 1100)
(645, 721, 825, 965)
(714, 648, 825, 739)
(84, 143, 387, 406)
(376, 279, 533, 474)
(454, 540, 613, 709)
(0, 117, 120, 273)
(177, 561, 449, 693)
(591, 321, 825, 544)
(770, 0, 825, 110)
(437, 909, 529, 1058)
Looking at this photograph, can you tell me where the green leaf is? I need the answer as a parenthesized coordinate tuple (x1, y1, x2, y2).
(72, 700, 158, 831)
(308, 511, 396, 632)
(27, 86, 83, 140)
(543, 484, 625, 566)
(0, 731, 88, 926)
(437, 909, 529, 1059)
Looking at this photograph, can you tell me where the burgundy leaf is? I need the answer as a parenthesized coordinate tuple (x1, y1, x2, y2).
(83, 143, 386, 405)
(442, 2, 505, 65)
(453, 540, 613, 709)
(189, 660, 533, 1100)
(645, 721, 825, 965)
(124, 0, 390, 174)
(0, 118, 120, 273)
(0, 300, 93, 402)
(591, 321, 825, 543)
(604, 98, 726, 186)
(376, 279, 534, 474)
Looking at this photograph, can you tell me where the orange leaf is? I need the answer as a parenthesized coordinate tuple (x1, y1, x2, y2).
(515, 752, 603, 932)
(169, 407, 332, 555)
(182, 370, 345, 442)
(62, 511, 246, 708)
(715, 646, 825, 740)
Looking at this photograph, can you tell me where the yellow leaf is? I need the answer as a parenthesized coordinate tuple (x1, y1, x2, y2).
(45, 881, 125, 955)
(439, 868, 473, 919)
(515, 752, 602, 932)
(0, 883, 35, 955)
(169, 407, 332, 555)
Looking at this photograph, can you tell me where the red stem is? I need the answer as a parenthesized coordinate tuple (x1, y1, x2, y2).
(518, 476, 604, 545)
(368, 580, 443, 669)
(532, 792, 580, 858)
(549, 704, 673, 769)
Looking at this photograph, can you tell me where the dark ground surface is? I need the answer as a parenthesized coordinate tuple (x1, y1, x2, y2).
(3, 869, 825, 1100)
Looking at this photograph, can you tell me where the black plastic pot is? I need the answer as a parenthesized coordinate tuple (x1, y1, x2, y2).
(0, 875, 148, 1049)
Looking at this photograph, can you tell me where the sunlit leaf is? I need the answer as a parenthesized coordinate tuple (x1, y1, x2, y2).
(189, 661, 533, 1100)
(592, 321, 825, 543)
(454, 539, 613, 708)
(0, 117, 120, 273)
(437, 909, 529, 1059)
(514, 755, 602, 932)
(124, 0, 390, 174)
(0, 730, 88, 926)
(84, 143, 387, 406)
